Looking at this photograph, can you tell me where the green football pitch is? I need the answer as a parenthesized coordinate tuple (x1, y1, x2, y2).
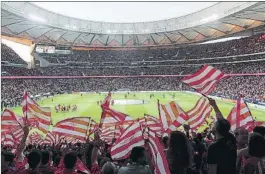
(11, 91, 265, 126)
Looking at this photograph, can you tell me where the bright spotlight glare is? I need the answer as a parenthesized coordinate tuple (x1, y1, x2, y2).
(29, 14, 46, 23)
(201, 14, 218, 22)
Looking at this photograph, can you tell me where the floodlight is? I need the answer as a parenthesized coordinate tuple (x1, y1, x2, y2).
(28, 14, 46, 23)
(201, 14, 218, 22)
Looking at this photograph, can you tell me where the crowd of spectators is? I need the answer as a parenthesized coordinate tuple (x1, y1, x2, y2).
(1, 44, 27, 64)
(2, 61, 265, 76)
(2, 102, 265, 174)
(1, 34, 265, 174)
(1, 34, 265, 104)
(38, 34, 265, 64)
(2, 75, 265, 107)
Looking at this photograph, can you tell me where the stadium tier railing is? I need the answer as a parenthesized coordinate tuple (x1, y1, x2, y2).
(1, 73, 265, 79)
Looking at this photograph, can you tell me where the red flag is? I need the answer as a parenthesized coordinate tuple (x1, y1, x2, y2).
(29, 132, 43, 145)
(43, 131, 60, 146)
(22, 91, 51, 134)
(147, 130, 171, 174)
(187, 97, 212, 130)
(53, 117, 90, 141)
(227, 97, 255, 131)
(100, 92, 132, 127)
(140, 114, 163, 137)
(76, 158, 91, 174)
(158, 101, 188, 131)
(100, 106, 132, 127)
(255, 121, 265, 127)
(1, 109, 25, 132)
(182, 64, 225, 94)
(2, 133, 15, 147)
(88, 119, 98, 135)
(111, 121, 144, 160)
(101, 92, 112, 108)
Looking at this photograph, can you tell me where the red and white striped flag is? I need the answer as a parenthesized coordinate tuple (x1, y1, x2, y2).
(100, 125, 122, 144)
(22, 92, 51, 135)
(147, 130, 171, 174)
(3, 133, 16, 147)
(100, 92, 132, 127)
(43, 131, 60, 145)
(100, 106, 132, 127)
(255, 121, 265, 127)
(53, 117, 90, 140)
(111, 121, 144, 160)
(88, 119, 98, 135)
(227, 97, 255, 131)
(101, 92, 112, 108)
(158, 101, 189, 131)
(182, 64, 225, 94)
(76, 158, 91, 174)
(140, 114, 163, 137)
(63, 136, 80, 144)
(1, 109, 25, 132)
(29, 132, 43, 145)
(13, 127, 24, 143)
(187, 97, 212, 130)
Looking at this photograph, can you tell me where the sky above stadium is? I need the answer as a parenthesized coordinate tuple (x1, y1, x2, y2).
(32, 2, 217, 23)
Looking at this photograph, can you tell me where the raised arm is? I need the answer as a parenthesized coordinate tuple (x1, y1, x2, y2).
(208, 97, 224, 120)
(91, 130, 100, 165)
(16, 126, 29, 162)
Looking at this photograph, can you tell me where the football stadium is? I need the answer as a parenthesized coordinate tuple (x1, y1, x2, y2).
(1, 2, 265, 174)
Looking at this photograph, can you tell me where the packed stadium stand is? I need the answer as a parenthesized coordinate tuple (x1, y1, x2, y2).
(1, 2, 265, 174)
(2, 37, 265, 110)
(1, 34, 265, 105)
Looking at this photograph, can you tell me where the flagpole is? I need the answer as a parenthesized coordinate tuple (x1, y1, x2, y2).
(85, 117, 91, 140)
(157, 100, 161, 121)
(25, 91, 28, 120)
(243, 98, 256, 127)
(114, 124, 116, 139)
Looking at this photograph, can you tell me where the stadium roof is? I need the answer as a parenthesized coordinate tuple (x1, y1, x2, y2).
(1, 1, 265, 47)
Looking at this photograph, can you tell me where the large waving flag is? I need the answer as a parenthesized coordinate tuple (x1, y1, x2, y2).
(182, 64, 225, 94)
(43, 131, 60, 145)
(147, 130, 171, 174)
(101, 92, 112, 108)
(76, 158, 91, 174)
(22, 92, 51, 134)
(100, 106, 133, 127)
(140, 114, 163, 137)
(13, 127, 24, 143)
(29, 132, 43, 145)
(53, 117, 90, 140)
(100, 92, 132, 127)
(227, 97, 255, 131)
(88, 119, 98, 135)
(111, 121, 144, 160)
(2, 133, 16, 147)
(187, 97, 212, 130)
(144, 114, 163, 132)
(1, 109, 25, 132)
(100, 125, 122, 144)
(158, 101, 189, 131)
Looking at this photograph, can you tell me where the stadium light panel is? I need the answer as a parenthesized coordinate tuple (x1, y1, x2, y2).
(28, 14, 46, 23)
(201, 14, 218, 22)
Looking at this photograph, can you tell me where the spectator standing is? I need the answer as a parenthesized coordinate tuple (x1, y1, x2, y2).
(207, 119, 237, 174)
